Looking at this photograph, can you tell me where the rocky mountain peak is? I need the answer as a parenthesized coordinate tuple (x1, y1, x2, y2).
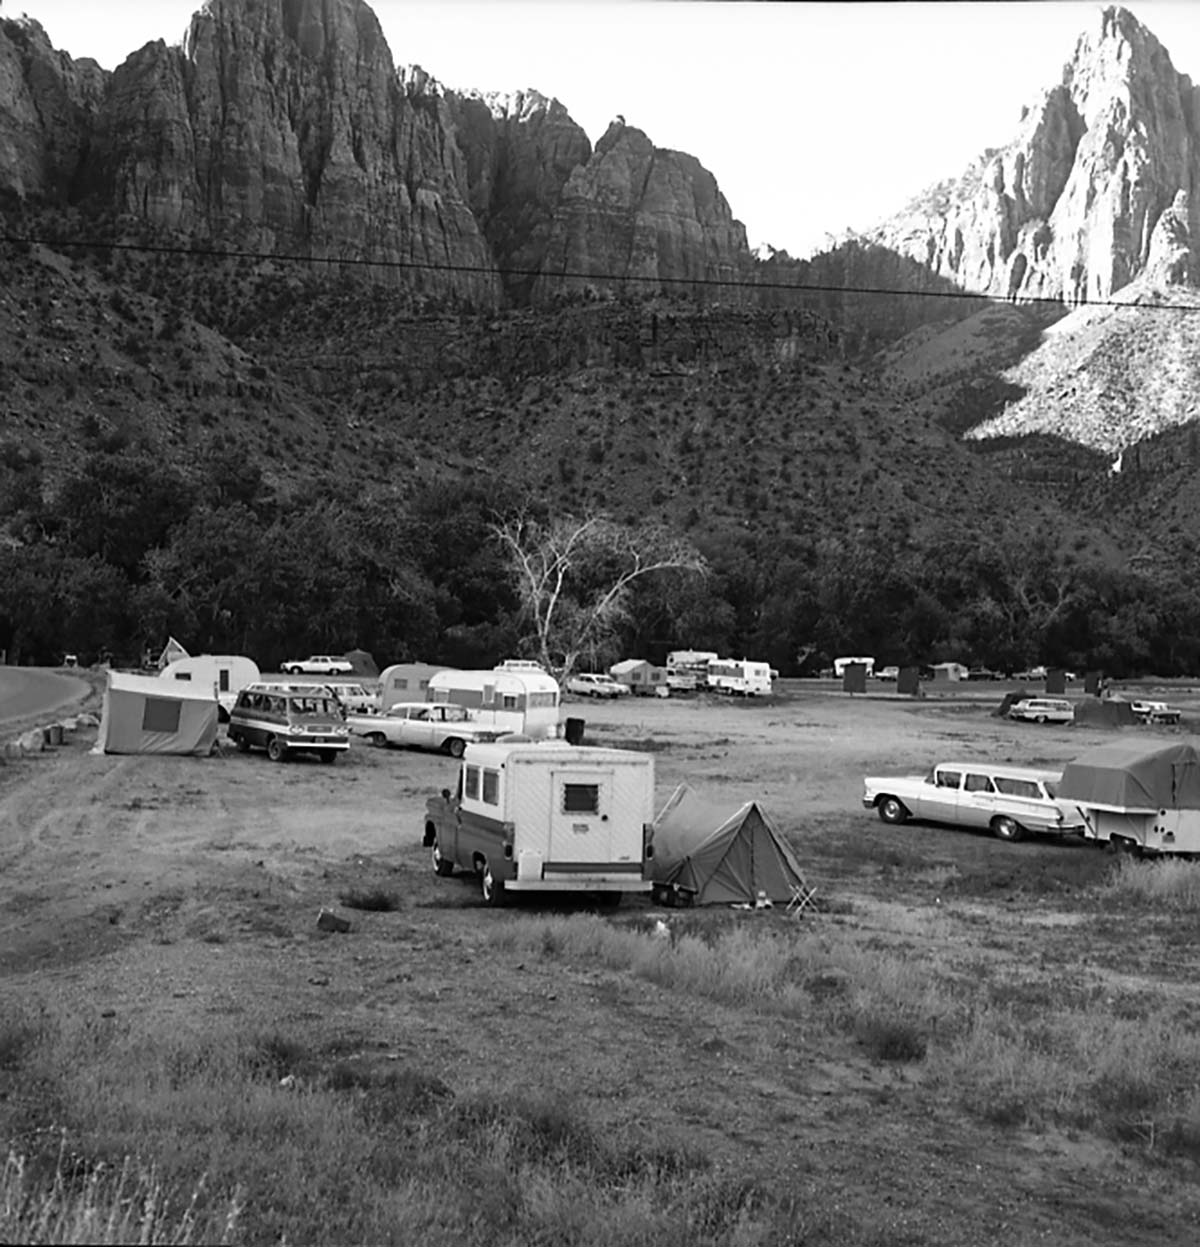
(866, 3, 1200, 306)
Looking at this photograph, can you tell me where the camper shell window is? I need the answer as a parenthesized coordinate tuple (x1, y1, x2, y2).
(562, 783, 600, 814)
(481, 768, 500, 805)
(464, 765, 481, 800)
(143, 697, 182, 733)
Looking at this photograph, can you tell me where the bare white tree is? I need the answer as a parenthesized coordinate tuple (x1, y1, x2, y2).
(491, 511, 707, 680)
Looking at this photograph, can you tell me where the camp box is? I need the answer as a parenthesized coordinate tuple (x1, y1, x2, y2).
(424, 740, 655, 906)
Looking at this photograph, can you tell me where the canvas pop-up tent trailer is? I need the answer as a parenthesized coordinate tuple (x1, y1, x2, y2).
(649, 783, 815, 907)
(1057, 740, 1200, 854)
(93, 670, 219, 756)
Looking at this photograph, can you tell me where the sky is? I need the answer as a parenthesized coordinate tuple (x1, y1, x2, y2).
(9, 0, 1200, 258)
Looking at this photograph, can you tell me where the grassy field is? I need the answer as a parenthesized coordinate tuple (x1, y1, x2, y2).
(3, 680, 1200, 1244)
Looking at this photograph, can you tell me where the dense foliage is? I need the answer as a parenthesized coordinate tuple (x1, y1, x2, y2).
(3, 429, 1200, 677)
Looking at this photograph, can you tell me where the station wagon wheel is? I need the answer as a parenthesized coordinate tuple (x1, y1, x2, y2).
(991, 815, 1024, 842)
(432, 841, 455, 877)
(1035, 714, 1047, 724)
(367, 731, 387, 748)
(481, 862, 506, 907)
(445, 737, 466, 759)
(266, 736, 287, 763)
(877, 796, 909, 825)
(231, 733, 250, 753)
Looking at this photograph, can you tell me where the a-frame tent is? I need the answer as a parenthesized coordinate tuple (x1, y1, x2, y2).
(650, 784, 814, 906)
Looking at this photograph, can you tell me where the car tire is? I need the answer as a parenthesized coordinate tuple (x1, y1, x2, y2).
(432, 841, 455, 877)
(991, 815, 1024, 842)
(1036, 715, 1047, 724)
(367, 731, 387, 748)
(445, 737, 466, 759)
(266, 736, 287, 763)
(877, 796, 909, 825)
(481, 862, 505, 907)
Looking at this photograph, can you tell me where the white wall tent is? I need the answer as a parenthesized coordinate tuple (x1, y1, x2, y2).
(93, 670, 219, 756)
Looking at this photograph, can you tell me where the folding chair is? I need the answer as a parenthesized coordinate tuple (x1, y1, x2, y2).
(786, 881, 818, 917)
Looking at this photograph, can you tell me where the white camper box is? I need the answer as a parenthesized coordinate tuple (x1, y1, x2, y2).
(426, 666, 561, 738)
(161, 654, 261, 720)
(425, 740, 655, 900)
(706, 658, 773, 696)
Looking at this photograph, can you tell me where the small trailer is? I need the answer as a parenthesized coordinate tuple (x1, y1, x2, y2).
(426, 666, 561, 738)
(1057, 740, 1200, 854)
(160, 654, 260, 720)
(423, 740, 656, 906)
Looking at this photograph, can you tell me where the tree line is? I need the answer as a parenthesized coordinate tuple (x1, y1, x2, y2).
(1, 437, 1198, 679)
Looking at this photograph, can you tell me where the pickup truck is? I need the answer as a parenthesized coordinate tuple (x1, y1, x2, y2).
(863, 761, 1085, 842)
(423, 739, 656, 906)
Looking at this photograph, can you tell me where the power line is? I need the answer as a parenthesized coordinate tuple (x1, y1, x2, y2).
(4, 230, 1200, 312)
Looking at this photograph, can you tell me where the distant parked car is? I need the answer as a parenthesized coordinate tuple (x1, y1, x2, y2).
(875, 665, 900, 681)
(281, 655, 354, 675)
(1013, 666, 1048, 681)
(1007, 697, 1074, 724)
(566, 673, 629, 698)
(1130, 700, 1182, 725)
(966, 667, 1000, 681)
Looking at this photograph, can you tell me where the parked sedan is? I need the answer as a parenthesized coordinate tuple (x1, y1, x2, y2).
(346, 702, 502, 757)
(281, 654, 355, 675)
(566, 673, 630, 698)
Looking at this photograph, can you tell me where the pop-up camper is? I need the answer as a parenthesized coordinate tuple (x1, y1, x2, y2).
(1057, 740, 1200, 854)
(93, 670, 219, 756)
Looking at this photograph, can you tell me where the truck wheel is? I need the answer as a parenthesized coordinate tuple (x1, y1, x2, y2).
(481, 863, 506, 907)
(991, 815, 1024, 842)
(445, 737, 466, 759)
(877, 796, 909, 825)
(266, 736, 287, 763)
(432, 841, 455, 877)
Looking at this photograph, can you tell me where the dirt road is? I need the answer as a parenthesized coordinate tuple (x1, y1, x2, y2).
(2, 684, 1199, 1244)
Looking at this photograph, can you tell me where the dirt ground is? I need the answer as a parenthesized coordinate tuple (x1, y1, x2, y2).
(3, 679, 1200, 1244)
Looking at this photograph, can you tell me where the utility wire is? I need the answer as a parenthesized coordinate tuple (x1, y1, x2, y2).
(4, 230, 1200, 312)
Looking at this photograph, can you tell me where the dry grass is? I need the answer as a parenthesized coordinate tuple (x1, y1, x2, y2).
(1104, 856, 1200, 909)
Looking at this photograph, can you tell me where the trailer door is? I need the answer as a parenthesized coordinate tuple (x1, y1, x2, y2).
(547, 770, 614, 866)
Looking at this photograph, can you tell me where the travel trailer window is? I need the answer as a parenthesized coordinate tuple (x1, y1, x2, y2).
(563, 783, 600, 814)
(501, 693, 519, 710)
(173, 672, 193, 681)
(481, 768, 500, 805)
(143, 698, 182, 733)
(529, 692, 558, 709)
(464, 765, 481, 800)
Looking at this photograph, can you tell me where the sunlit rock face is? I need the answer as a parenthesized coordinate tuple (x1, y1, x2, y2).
(866, 5, 1200, 304)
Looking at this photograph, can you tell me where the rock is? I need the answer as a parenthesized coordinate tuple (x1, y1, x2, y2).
(865, 6, 1200, 305)
(17, 728, 45, 753)
(316, 907, 350, 933)
(532, 119, 753, 303)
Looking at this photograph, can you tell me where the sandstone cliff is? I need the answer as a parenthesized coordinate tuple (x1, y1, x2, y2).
(865, 6, 1200, 305)
(531, 119, 754, 303)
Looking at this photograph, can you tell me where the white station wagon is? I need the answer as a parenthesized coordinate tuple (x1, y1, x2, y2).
(863, 761, 1086, 842)
(1007, 697, 1074, 724)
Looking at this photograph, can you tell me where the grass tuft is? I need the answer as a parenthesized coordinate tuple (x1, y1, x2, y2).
(338, 887, 400, 912)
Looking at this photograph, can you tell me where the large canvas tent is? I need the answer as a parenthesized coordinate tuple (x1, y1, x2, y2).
(650, 784, 813, 905)
(342, 649, 379, 677)
(93, 670, 219, 756)
(1058, 741, 1200, 811)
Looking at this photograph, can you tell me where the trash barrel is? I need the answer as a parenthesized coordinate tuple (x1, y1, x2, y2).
(564, 717, 585, 746)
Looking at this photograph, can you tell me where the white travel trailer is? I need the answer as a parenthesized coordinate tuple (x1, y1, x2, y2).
(161, 654, 260, 720)
(706, 658, 774, 696)
(426, 666, 562, 738)
(378, 663, 454, 712)
(833, 656, 876, 678)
